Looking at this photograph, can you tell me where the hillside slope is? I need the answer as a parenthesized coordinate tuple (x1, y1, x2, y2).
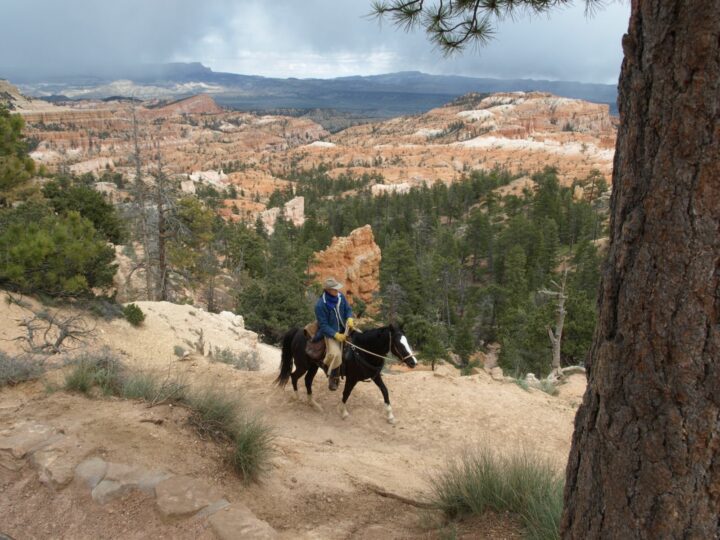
(1, 293, 584, 538)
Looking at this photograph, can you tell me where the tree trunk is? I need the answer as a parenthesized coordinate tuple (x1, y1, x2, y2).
(132, 110, 154, 301)
(562, 2, 720, 538)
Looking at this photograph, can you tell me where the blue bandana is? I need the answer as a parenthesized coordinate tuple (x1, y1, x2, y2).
(324, 292, 340, 309)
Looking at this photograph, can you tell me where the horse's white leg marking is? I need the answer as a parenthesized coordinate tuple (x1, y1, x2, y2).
(385, 404, 396, 425)
(307, 393, 323, 412)
(339, 402, 350, 419)
(291, 390, 300, 401)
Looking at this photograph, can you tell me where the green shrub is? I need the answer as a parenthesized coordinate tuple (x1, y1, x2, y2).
(0, 207, 116, 296)
(64, 350, 123, 395)
(513, 378, 530, 391)
(212, 347, 260, 371)
(121, 372, 159, 400)
(460, 360, 481, 376)
(184, 386, 273, 482)
(185, 387, 242, 440)
(0, 352, 46, 387)
(539, 379, 559, 396)
(431, 449, 563, 540)
(173, 345, 186, 357)
(123, 303, 145, 326)
(230, 415, 275, 483)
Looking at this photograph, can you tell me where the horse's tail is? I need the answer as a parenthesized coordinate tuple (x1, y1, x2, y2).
(274, 328, 298, 387)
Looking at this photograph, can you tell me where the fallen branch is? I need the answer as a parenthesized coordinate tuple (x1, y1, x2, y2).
(366, 485, 435, 509)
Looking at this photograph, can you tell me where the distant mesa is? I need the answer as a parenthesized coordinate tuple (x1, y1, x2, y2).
(144, 94, 224, 117)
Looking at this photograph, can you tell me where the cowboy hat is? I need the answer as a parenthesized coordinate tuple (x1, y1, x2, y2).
(322, 277, 343, 290)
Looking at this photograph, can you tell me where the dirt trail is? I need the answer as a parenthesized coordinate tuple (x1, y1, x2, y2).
(0, 297, 585, 538)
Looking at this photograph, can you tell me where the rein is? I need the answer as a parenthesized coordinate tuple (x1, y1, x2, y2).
(346, 331, 414, 366)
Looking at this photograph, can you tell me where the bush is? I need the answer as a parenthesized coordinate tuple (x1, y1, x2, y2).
(431, 449, 563, 540)
(64, 350, 123, 395)
(539, 379, 559, 397)
(185, 387, 241, 439)
(184, 386, 273, 482)
(230, 415, 274, 483)
(212, 347, 260, 371)
(0, 206, 117, 296)
(123, 303, 145, 326)
(0, 352, 46, 387)
(121, 372, 159, 400)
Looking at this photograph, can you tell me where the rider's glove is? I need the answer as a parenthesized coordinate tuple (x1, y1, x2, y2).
(346, 317, 354, 330)
(334, 332, 346, 342)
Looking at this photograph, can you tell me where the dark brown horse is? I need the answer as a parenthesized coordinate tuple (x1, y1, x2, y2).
(275, 324, 418, 423)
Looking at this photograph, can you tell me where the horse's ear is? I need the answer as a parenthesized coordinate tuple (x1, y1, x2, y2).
(391, 316, 405, 333)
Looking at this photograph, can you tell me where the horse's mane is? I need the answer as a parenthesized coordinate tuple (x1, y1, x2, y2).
(351, 326, 391, 350)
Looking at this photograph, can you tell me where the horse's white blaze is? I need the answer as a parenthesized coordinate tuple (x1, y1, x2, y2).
(399, 335, 418, 366)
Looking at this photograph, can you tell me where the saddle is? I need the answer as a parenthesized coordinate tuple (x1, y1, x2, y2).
(303, 322, 352, 378)
(303, 321, 325, 361)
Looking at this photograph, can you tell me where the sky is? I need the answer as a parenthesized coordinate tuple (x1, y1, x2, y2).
(1, 0, 629, 83)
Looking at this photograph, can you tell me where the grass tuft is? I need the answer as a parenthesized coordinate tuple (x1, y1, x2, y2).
(212, 347, 260, 371)
(539, 379, 559, 396)
(0, 352, 46, 387)
(431, 449, 563, 540)
(184, 386, 274, 483)
(63, 349, 124, 395)
(185, 387, 241, 439)
(120, 371, 159, 400)
(230, 414, 275, 483)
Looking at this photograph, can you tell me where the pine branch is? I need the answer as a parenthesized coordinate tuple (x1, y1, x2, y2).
(371, 0, 602, 54)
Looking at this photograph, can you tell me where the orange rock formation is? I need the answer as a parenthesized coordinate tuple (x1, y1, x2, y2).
(310, 225, 381, 305)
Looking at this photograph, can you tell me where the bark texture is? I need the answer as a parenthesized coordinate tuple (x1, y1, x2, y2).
(562, 1, 720, 538)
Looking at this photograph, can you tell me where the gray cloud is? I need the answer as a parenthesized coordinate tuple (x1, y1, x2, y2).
(1, 0, 629, 83)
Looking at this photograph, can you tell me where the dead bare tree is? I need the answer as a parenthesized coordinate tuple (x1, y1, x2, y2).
(13, 309, 96, 355)
(131, 107, 155, 300)
(150, 141, 178, 301)
(539, 268, 568, 380)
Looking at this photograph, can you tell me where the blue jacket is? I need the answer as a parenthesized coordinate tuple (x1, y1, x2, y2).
(314, 292, 353, 341)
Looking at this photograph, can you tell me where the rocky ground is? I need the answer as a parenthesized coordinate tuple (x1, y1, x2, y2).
(0, 294, 585, 539)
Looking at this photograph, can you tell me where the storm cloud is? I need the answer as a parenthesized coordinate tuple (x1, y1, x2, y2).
(0, 0, 629, 83)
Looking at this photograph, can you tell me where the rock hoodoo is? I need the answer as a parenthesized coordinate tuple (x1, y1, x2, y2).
(310, 225, 381, 305)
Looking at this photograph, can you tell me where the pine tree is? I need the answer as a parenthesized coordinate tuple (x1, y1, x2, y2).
(373, 2, 720, 536)
(0, 105, 36, 206)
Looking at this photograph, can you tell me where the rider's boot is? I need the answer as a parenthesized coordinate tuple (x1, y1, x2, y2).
(328, 368, 340, 391)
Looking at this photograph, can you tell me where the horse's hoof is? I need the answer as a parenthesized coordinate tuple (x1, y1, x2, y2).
(387, 416, 396, 425)
(338, 404, 349, 419)
(291, 391, 299, 402)
(309, 400, 324, 412)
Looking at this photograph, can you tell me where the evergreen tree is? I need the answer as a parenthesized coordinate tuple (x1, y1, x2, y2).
(0, 106, 36, 206)
(0, 208, 116, 296)
(43, 180, 127, 244)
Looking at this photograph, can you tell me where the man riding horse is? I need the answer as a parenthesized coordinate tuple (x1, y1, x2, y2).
(313, 277, 354, 391)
